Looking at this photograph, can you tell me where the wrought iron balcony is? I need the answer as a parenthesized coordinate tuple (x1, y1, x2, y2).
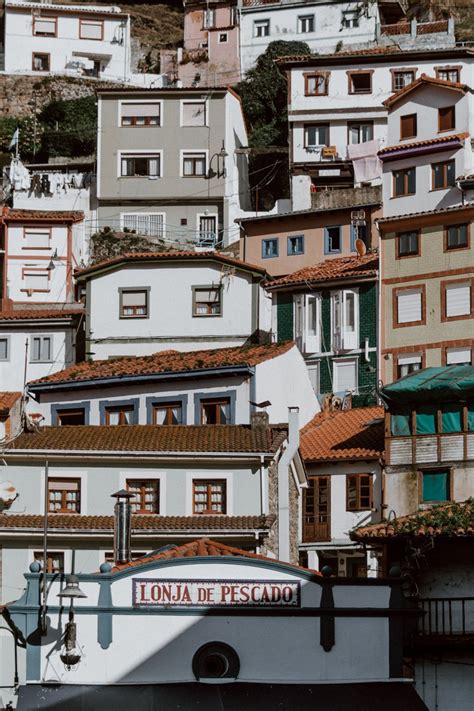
(414, 597, 474, 648)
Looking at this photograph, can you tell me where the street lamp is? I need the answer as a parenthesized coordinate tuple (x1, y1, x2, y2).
(207, 141, 228, 179)
(57, 575, 87, 670)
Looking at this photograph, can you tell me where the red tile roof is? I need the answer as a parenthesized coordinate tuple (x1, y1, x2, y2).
(75, 251, 266, 279)
(6, 424, 288, 455)
(0, 307, 83, 322)
(379, 131, 469, 156)
(276, 47, 474, 66)
(2, 209, 84, 223)
(383, 74, 470, 108)
(111, 537, 319, 574)
(352, 501, 474, 541)
(0, 392, 21, 414)
(377, 203, 474, 227)
(300, 406, 384, 463)
(29, 341, 294, 388)
(265, 254, 378, 290)
(0, 514, 275, 533)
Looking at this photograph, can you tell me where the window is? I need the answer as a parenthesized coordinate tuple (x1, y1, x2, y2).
(126, 479, 159, 514)
(436, 67, 460, 83)
(262, 238, 278, 258)
(324, 225, 341, 254)
(193, 480, 226, 514)
(332, 290, 359, 351)
(305, 124, 329, 147)
(32, 53, 50, 71)
(79, 18, 103, 40)
(287, 235, 304, 255)
(397, 230, 419, 257)
(105, 405, 135, 425)
(120, 153, 160, 177)
(298, 15, 314, 33)
(254, 19, 270, 37)
(396, 287, 423, 325)
(400, 113, 417, 140)
(202, 8, 216, 28)
(120, 102, 161, 127)
(446, 348, 471, 365)
(120, 289, 149, 318)
(23, 270, 49, 291)
(350, 223, 368, 252)
(193, 286, 222, 316)
(445, 223, 469, 250)
(0, 337, 9, 361)
(342, 10, 359, 28)
(294, 293, 320, 353)
(200, 398, 230, 424)
(438, 105, 455, 132)
(333, 358, 358, 394)
(304, 73, 329, 96)
(122, 213, 164, 238)
(392, 70, 415, 91)
(152, 401, 183, 425)
(34, 552, 64, 574)
(347, 474, 373, 511)
(182, 101, 207, 126)
(33, 17, 56, 36)
(24, 228, 50, 249)
(31, 336, 52, 363)
(444, 281, 472, 319)
(307, 363, 320, 395)
(421, 470, 450, 503)
(56, 409, 86, 425)
(432, 160, 455, 190)
(397, 354, 422, 379)
(182, 152, 206, 177)
(348, 122, 373, 144)
(218, 32, 228, 43)
(393, 167, 416, 196)
(48, 478, 80, 513)
(303, 476, 330, 542)
(198, 215, 217, 246)
(348, 72, 372, 94)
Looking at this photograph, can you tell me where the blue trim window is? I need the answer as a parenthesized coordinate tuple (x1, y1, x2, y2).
(262, 238, 279, 259)
(324, 226, 342, 254)
(99, 398, 140, 425)
(287, 235, 304, 255)
(51, 402, 91, 426)
(146, 395, 188, 424)
(194, 390, 236, 425)
(350, 223, 369, 252)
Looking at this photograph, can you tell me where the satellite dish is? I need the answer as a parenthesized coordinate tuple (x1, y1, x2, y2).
(355, 238, 367, 256)
(0, 481, 18, 512)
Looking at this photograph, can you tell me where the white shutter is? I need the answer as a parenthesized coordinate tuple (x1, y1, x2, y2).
(397, 289, 422, 324)
(333, 359, 357, 393)
(304, 294, 320, 353)
(342, 289, 359, 350)
(446, 283, 471, 317)
(446, 348, 472, 365)
(294, 294, 304, 350)
(331, 291, 342, 351)
(398, 354, 422, 366)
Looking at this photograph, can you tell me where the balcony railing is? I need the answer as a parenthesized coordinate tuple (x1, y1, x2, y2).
(303, 517, 330, 543)
(418, 597, 474, 637)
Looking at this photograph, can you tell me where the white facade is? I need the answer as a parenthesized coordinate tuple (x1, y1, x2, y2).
(240, 0, 378, 75)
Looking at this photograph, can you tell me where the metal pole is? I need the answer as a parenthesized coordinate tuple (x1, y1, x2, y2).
(41, 459, 49, 634)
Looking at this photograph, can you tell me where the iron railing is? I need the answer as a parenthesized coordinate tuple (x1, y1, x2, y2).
(418, 597, 474, 636)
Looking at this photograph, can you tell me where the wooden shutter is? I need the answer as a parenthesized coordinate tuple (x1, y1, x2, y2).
(400, 114, 417, 139)
(397, 289, 422, 323)
(439, 106, 455, 132)
(446, 283, 471, 317)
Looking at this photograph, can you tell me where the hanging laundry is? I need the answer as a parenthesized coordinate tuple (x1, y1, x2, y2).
(346, 139, 382, 184)
(41, 174, 51, 194)
(9, 158, 31, 191)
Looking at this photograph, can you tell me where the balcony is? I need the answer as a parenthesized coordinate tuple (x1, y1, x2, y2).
(302, 515, 330, 543)
(414, 597, 474, 649)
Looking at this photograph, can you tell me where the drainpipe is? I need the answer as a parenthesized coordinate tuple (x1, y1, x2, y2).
(277, 407, 299, 562)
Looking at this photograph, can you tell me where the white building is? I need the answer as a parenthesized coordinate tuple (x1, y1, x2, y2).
(4, 0, 131, 81)
(279, 46, 474, 210)
(380, 75, 474, 218)
(74, 251, 271, 359)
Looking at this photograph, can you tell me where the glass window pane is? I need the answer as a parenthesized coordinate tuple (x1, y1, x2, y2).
(422, 471, 449, 502)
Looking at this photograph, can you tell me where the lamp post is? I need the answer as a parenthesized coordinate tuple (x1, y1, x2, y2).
(57, 575, 87, 670)
(207, 141, 228, 179)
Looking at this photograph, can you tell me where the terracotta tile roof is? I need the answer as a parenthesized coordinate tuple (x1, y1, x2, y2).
(2, 209, 84, 223)
(276, 47, 474, 66)
(0, 307, 84, 322)
(111, 536, 319, 574)
(377, 202, 474, 226)
(300, 406, 384, 463)
(29, 341, 294, 388)
(6, 424, 288, 454)
(265, 254, 378, 290)
(0, 514, 275, 533)
(352, 501, 474, 541)
(0, 392, 21, 414)
(379, 131, 469, 156)
(383, 74, 470, 108)
(75, 251, 266, 279)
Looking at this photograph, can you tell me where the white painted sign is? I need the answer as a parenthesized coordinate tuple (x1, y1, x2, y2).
(319, 169, 340, 176)
(133, 579, 301, 607)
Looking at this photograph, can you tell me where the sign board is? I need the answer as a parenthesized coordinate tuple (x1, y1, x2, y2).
(318, 169, 340, 177)
(133, 579, 301, 608)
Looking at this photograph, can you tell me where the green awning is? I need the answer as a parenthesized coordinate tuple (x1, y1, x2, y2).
(381, 366, 474, 406)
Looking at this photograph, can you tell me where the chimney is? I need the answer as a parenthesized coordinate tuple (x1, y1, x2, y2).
(111, 490, 134, 565)
(251, 410, 269, 429)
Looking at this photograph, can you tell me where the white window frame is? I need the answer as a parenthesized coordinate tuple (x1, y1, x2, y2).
(33, 16, 57, 36)
(180, 149, 209, 178)
(117, 99, 163, 128)
(197, 212, 219, 246)
(331, 288, 359, 352)
(185, 471, 233, 516)
(333, 357, 358, 395)
(202, 8, 216, 28)
(218, 32, 228, 43)
(119, 470, 167, 516)
(298, 15, 314, 33)
(342, 10, 359, 28)
(254, 19, 270, 38)
(121, 212, 165, 238)
(446, 347, 472, 365)
(0, 336, 10, 362)
(23, 227, 51, 249)
(294, 294, 321, 354)
(79, 18, 103, 40)
(30, 334, 54, 363)
(23, 269, 50, 292)
(40, 469, 88, 515)
(117, 150, 163, 178)
(307, 362, 320, 396)
(180, 99, 208, 127)
(397, 354, 422, 378)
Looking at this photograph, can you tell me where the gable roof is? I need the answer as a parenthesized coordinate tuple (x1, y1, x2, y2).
(352, 501, 474, 541)
(383, 74, 470, 109)
(2, 209, 84, 223)
(301, 406, 384, 463)
(75, 251, 266, 280)
(379, 132, 469, 159)
(28, 341, 295, 390)
(0, 392, 21, 415)
(276, 47, 474, 68)
(5, 424, 288, 456)
(0, 307, 83, 323)
(265, 254, 378, 290)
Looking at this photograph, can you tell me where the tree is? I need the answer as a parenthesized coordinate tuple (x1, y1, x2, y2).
(39, 95, 97, 158)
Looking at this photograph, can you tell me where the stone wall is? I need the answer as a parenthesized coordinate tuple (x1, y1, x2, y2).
(311, 185, 382, 211)
(263, 458, 300, 566)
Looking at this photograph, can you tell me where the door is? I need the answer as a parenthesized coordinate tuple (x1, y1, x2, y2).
(303, 476, 331, 542)
(305, 294, 320, 353)
(198, 216, 217, 246)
